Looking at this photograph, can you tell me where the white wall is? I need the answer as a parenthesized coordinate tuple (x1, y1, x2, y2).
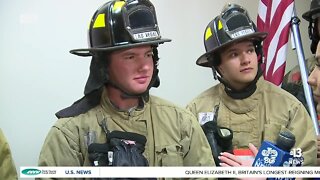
(0, 0, 310, 177)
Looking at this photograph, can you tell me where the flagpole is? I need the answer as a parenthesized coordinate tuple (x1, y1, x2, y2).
(291, 4, 320, 135)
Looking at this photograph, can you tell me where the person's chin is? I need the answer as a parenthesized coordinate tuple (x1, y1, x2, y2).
(131, 87, 149, 94)
(241, 76, 255, 84)
(240, 71, 255, 79)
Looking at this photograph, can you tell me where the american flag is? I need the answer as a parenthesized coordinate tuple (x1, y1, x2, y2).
(257, 0, 294, 86)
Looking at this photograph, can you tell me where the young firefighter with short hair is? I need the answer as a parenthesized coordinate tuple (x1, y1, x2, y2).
(187, 3, 317, 167)
(38, 0, 215, 179)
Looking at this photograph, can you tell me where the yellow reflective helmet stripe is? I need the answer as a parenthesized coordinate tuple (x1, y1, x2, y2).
(218, 20, 223, 30)
(113, 1, 125, 13)
(205, 27, 212, 41)
(93, 14, 105, 28)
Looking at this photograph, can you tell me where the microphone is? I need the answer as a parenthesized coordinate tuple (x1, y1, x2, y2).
(252, 131, 300, 180)
(253, 131, 296, 167)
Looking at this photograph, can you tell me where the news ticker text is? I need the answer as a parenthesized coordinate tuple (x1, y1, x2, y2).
(20, 166, 320, 178)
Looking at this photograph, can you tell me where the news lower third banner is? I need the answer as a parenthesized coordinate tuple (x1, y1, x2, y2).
(20, 166, 320, 178)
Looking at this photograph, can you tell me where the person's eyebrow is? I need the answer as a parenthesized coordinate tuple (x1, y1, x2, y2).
(145, 49, 153, 54)
(120, 48, 153, 56)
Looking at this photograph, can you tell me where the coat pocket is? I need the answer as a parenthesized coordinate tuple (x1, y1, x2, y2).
(155, 144, 184, 166)
(263, 123, 290, 143)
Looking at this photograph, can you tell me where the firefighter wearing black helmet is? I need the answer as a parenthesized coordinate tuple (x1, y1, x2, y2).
(38, 0, 215, 174)
(304, 0, 320, 167)
(187, 3, 317, 167)
(282, 0, 320, 111)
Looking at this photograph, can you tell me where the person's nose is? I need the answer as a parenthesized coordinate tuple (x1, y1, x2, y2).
(240, 53, 251, 65)
(308, 69, 317, 87)
(138, 56, 152, 72)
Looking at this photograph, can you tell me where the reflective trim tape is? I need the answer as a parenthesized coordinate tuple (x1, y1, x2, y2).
(205, 27, 212, 41)
(113, 1, 125, 13)
(93, 14, 105, 28)
(218, 20, 223, 30)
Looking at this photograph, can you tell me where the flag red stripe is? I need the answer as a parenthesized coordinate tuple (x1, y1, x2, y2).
(264, 0, 293, 41)
(257, 0, 293, 85)
(265, 22, 291, 80)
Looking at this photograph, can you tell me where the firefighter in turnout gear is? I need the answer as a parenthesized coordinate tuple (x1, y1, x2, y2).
(284, 0, 320, 166)
(305, 0, 320, 167)
(38, 0, 215, 179)
(282, 0, 320, 113)
(186, 3, 317, 167)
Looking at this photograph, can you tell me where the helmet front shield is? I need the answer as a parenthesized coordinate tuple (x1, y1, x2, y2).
(196, 3, 267, 68)
(70, 0, 171, 57)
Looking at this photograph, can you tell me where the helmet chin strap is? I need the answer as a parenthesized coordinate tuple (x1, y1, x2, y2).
(211, 64, 263, 99)
(308, 20, 320, 54)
